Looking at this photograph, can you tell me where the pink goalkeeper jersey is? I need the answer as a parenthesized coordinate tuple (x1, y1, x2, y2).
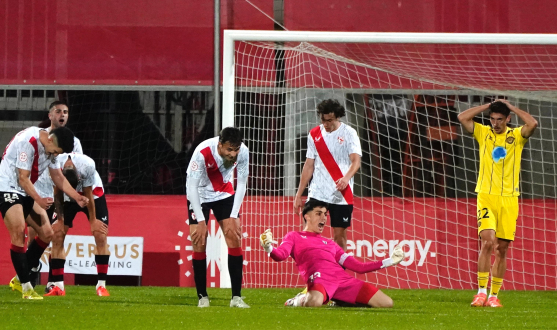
(270, 231, 354, 283)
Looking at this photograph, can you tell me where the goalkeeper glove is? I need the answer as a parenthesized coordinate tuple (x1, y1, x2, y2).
(381, 242, 405, 268)
(260, 229, 274, 253)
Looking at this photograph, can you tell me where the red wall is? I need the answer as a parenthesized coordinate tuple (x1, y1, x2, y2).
(1, 195, 555, 290)
(3, 0, 557, 86)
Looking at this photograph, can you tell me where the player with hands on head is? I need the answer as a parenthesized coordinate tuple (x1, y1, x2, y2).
(262, 199, 405, 308)
(186, 127, 250, 308)
(458, 99, 538, 308)
(0, 126, 88, 299)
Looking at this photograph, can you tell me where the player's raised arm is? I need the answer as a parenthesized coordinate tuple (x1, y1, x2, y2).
(458, 103, 491, 134)
(336, 242, 405, 274)
(261, 230, 294, 261)
(498, 100, 538, 138)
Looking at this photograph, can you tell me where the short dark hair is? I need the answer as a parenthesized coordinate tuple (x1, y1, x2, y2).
(302, 199, 329, 222)
(489, 101, 511, 117)
(317, 99, 346, 118)
(63, 167, 79, 189)
(219, 127, 243, 147)
(50, 127, 75, 153)
(49, 101, 68, 112)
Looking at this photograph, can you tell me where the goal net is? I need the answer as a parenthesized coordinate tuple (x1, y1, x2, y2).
(223, 31, 557, 290)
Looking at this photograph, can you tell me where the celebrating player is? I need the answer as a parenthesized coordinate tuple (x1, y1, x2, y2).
(458, 100, 538, 308)
(294, 99, 361, 250)
(262, 199, 404, 308)
(186, 127, 250, 308)
(20, 101, 84, 288)
(44, 153, 110, 297)
(0, 126, 88, 299)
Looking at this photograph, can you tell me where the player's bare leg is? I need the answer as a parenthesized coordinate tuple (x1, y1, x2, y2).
(472, 229, 496, 307)
(485, 238, 510, 307)
(304, 291, 325, 307)
(333, 227, 347, 251)
(221, 217, 249, 308)
(25, 205, 53, 287)
(93, 229, 110, 296)
(367, 290, 393, 308)
(4, 205, 42, 299)
(190, 223, 210, 307)
(44, 224, 67, 296)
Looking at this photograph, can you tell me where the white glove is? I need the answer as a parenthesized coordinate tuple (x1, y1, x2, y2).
(260, 229, 274, 253)
(381, 242, 405, 268)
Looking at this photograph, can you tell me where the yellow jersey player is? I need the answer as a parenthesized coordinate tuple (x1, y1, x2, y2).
(458, 100, 538, 308)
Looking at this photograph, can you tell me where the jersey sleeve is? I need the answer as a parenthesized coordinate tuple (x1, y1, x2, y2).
(347, 127, 362, 156)
(306, 133, 316, 159)
(236, 145, 250, 179)
(186, 151, 206, 179)
(473, 122, 489, 144)
(269, 232, 295, 262)
(14, 140, 36, 171)
(515, 126, 529, 146)
(73, 138, 84, 154)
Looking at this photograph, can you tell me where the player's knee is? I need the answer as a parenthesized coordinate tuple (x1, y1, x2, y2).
(481, 239, 495, 251)
(52, 231, 65, 246)
(224, 230, 241, 247)
(93, 232, 107, 246)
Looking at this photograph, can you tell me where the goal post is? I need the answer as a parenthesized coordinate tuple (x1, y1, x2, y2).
(221, 30, 557, 290)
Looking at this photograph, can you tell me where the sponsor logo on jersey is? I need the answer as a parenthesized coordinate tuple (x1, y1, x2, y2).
(343, 217, 349, 222)
(492, 146, 507, 162)
(322, 240, 328, 244)
(315, 136, 321, 142)
(206, 162, 215, 169)
(300, 235, 306, 239)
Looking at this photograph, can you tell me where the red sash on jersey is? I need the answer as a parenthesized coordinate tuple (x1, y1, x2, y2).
(29, 137, 39, 184)
(200, 147, 234, 194)
(309, 126, 353, 204)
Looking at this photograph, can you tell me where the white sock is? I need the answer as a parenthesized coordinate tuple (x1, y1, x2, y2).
(46, 281, 54, 288)
(15, 275, 19, 281)
(488, 294, 497, 299)
(478, 288, 487, 295)
(55, 281, 65, 290)
(96, 280, 106, 289)
(22, 282, 33, 291)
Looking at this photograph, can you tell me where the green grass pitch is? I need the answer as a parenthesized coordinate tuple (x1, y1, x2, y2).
(0, 286, 556, 330)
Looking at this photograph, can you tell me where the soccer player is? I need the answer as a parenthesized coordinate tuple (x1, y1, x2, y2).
(458, 100, 538, 308)
(0, 126, 88, 299)
(261, 199, 404, 308)
(294, 99, 361, 250)
(186, 127, 250, 308)
(24, 101, 84, 287)
(44, 153, 110, 297)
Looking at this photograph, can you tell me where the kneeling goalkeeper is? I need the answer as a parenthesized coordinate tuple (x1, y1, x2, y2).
(260, 199, 404, 308)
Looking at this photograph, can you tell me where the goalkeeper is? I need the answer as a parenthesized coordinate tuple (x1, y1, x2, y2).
(260, 199, 404, 308)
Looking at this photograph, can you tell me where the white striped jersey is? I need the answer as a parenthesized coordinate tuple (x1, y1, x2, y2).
(0, 127, 61, 195)
(58, 153, 104, 201)
(306, 123, 362, 205)
(186, 136, 249, 203)
(34, 127, 83, 198)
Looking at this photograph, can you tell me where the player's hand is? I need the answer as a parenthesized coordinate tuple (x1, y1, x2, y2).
(293, 195, 303, 215)
(52, 220, 65, 234)
(335, 177, 349, 191)
(36, 197, 54, 210)
(90, 219, 108, 235)
(390, 242, 405, 266)
(75, 195, 89, 208)
(260, 229, 274, 253)
(192, 220, 208, 246)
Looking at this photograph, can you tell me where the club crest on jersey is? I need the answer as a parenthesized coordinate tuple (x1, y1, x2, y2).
(337, 136, 344, 144)
(506, 136, 515, 144)
(492, 146, 507, 162)
(19, 152, 27, 162)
